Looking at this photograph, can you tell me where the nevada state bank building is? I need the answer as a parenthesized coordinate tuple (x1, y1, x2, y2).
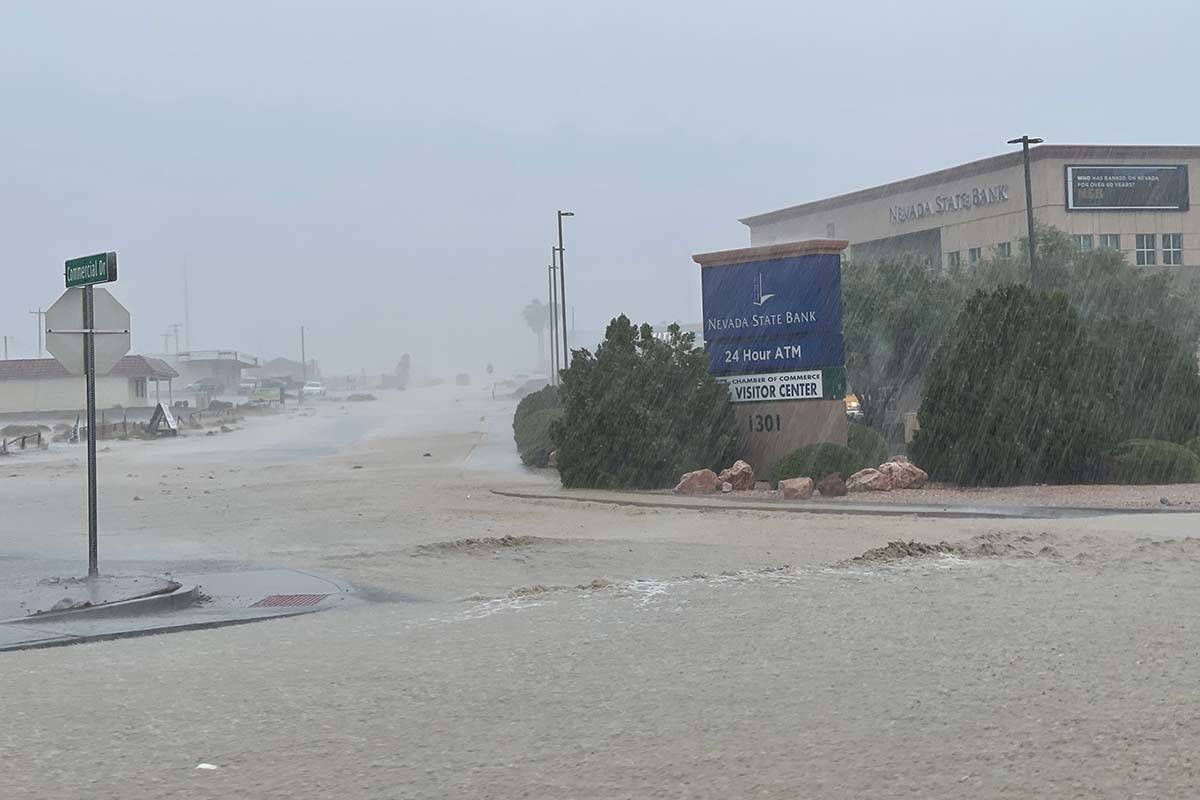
(740, 145, 1197, 272)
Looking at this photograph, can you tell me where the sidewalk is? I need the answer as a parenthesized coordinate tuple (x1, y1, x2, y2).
(491, 486, 1200, 519)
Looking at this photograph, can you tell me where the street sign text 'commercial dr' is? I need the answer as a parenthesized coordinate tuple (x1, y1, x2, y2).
(65, 252, 118, 288)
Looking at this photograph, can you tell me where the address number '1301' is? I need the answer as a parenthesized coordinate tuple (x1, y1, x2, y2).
(748, 414, 782, 433)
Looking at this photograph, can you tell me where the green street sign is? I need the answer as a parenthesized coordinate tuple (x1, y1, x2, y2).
(65, 252, 118, 288)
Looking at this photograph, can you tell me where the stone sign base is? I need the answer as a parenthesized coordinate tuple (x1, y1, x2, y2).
(732, 399, 848, 478)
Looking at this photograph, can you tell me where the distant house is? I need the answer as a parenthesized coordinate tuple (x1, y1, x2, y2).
(165, 350, 259, 395)
(0, 356, 178, 414)
(252, 357, 319, 382)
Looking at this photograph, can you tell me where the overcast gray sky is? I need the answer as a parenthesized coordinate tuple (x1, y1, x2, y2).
(2, 0, 1197, 374)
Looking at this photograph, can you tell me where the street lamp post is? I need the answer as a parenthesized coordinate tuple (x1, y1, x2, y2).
(1008, 135, 1044, 289)
(556, 210, 574, 371)
(547, 256, 559, 384)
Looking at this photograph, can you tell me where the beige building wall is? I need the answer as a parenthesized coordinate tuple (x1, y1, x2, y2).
(0, 376, 134, 414)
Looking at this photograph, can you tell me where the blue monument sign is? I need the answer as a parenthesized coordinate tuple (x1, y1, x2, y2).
(692, 240, 850, 472)
(699, 250, 846, 380)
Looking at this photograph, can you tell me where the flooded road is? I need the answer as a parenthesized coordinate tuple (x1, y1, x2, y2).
(7, 542, 1200, 799)
(3, 384, 1200, 798)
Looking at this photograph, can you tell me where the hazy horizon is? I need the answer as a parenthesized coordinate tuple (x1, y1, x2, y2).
(4, 0, 1198, 375)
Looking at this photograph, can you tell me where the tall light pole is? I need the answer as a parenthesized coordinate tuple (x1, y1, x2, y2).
(547, 256, 559, 384)
(556, 210, 574, 370)
(299, 325, 306, 406)
(1008, 135, 1043, 289)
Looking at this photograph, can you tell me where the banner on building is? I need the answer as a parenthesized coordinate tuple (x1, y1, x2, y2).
(1066, 165, 1189, 211)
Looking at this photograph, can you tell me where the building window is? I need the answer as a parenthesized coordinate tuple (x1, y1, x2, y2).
(826, 223, 836, 239)
(1136, 234, 1157, 266)
(1098, 234, 1120, 251)
(1163, 233, 1183, 265)
(1071, 234, 1094, 252)
(996, 241, 1011, 258)
(968, 247, 982, 268)
(133, 378, 146, 399)
(946, 251, 961, 270)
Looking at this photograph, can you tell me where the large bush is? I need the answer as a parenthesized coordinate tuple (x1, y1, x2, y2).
(513, 386, 561, 467)
(1092, 320, 1200, 445)
(1105, 439, 1200, 485)
(771, 443, 866, 485)
(843, 224, 1200, 433)
(911, 285, 1116, 486)
(847, 422, 888, 467)
(553, 316, 737, 489)
(843, 257, 968, 430)
(514, 384, 559, 419)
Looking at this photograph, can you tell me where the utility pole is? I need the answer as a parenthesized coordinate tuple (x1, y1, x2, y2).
(549, 246, 560, 384)
(1008, 135, 1044, 289)
(299, 325, 306, 405)
(556, 210, 574, 371)
(3, 335, 8, 359)
(547, 262, 558, 384)
(161, 332, 171, 353)
(183, 264, 192, 352)
(28, 309, 44, 357)
(168, 322, 182, 353)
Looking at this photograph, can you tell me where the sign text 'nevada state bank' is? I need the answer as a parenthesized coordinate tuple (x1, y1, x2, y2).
(700, 255, 843, 342)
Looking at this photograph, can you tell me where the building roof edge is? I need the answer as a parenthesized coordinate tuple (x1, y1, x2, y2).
(739, 144, 1200, 226)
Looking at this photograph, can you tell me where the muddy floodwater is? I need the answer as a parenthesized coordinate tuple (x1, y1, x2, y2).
(3, 385, 1199, 799)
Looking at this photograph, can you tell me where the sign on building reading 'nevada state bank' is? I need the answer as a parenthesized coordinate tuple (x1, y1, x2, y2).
(701, 254, 844, 377)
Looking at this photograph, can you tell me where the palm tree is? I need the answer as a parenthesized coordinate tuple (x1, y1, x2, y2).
(522, 299, 550, 369)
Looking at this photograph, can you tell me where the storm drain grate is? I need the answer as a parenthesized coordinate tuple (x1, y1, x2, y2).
(250, 594, 329, 608)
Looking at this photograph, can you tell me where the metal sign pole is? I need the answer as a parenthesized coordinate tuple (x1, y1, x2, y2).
(84, 285, 99, 577)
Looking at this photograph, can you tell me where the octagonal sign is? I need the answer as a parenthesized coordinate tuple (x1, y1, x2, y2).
(45, 287, 131, 376)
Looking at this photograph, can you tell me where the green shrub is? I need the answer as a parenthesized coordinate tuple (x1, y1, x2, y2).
(513, 385, 561, 467)
(553, 316, 737, 489)
(847, 422, 888, 467)
(1092, 319, 1200, 445)
(1188, 437, 1200, 458)
(1105, 439, 1200, 484)
(911, 285, 1116, 486)
(514, 407, 562, 467)
(514, 384, 559, 420)
(771, 443, 866, 485)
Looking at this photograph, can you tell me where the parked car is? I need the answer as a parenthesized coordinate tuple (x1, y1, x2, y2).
(302, 381, 327, 398)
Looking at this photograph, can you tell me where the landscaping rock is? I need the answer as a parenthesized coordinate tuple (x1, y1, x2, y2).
(879, 460, 928, 489)
(817, 473, 848, 497)
(673, 468, 720, 495)
(886, 454, 909, 463)
(547, 450, 558, 468)
(779, 477, 814, 500)
(717, 460, 756, 491)
(753, 480, 772, 491)
(721, 482, 733, 493)
(847, 468, 893, 492)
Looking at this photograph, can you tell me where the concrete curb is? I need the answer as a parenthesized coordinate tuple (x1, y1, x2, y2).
(5, 584, 203, 624)
(0, 601, 336, 653)
(490, 489, 1199, 520)
(0, 568, 357, 653)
